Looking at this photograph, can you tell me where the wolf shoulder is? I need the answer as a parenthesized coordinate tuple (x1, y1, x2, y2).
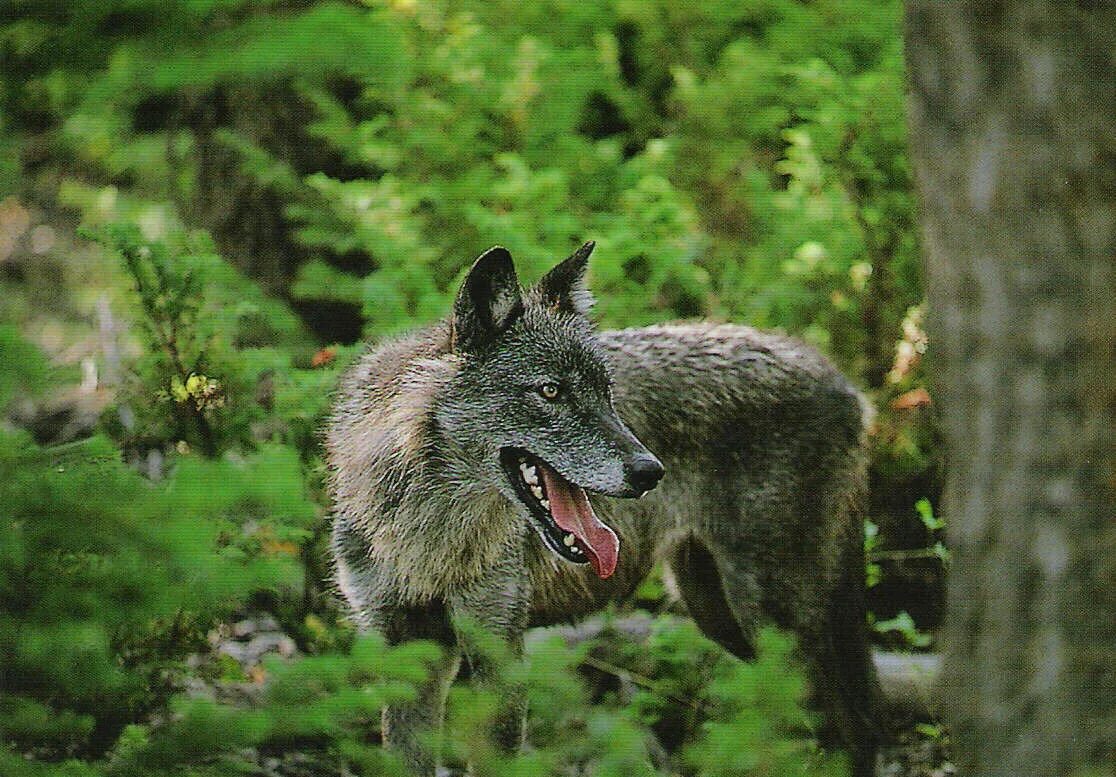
(326, 326, 453, 449)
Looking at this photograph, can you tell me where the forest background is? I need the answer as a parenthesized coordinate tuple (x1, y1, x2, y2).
(0, 2, 945, 775)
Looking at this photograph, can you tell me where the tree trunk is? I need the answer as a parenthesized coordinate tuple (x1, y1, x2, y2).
(905, 4, 1116, 776)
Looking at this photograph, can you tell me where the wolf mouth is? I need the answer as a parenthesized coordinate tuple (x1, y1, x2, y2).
(499, 448, 619, 579)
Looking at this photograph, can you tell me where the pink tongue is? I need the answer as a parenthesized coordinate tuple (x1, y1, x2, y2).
(538, 465, 619, 579)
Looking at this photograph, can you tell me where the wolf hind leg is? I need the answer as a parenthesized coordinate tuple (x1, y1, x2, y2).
(794, 535, 884, 777)
(673, 531, 881, 777)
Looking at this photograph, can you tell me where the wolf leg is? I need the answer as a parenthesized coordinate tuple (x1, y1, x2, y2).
(453, 623, 527, 756)
(669, 536, 759, 660)
(674, 531, 880, 777)
(374, 602, 461, 776)
(792, 533, 884, 777)
(334, 534, 462, 774)
(448, 561, 531, 756)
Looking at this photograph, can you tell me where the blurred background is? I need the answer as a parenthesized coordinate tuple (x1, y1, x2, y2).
(1, 2, 947, 775)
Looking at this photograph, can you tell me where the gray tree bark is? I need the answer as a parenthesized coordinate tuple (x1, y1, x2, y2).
(905, 4, 1116, 776)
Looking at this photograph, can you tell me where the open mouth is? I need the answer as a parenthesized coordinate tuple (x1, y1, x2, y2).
(500, 448, 620, 579)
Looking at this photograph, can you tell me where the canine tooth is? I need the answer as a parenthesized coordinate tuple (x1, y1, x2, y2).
(564, 533, 576, 547)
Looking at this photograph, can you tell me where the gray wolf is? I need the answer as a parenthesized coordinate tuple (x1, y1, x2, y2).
(327, 243, 882, 775)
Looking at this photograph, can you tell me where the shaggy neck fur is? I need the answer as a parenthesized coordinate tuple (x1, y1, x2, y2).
(327, 323, 526, 602)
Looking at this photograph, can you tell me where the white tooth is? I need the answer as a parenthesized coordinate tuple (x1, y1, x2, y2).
(531, 485, 543, 500)
(564, 533, 576, 547)
(541, 498, 549, 510)
(525, 468, 538, 485)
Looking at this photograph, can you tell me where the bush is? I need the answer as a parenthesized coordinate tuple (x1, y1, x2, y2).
(0, 431, 307, 759)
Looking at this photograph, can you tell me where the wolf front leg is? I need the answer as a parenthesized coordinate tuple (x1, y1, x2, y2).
(448, 559, 532, 757)
(374, 602, 462, 776)
(333, 531, 461, 774)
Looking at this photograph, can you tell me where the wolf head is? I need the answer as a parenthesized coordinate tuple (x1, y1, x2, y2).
(435, 243, 663, 579)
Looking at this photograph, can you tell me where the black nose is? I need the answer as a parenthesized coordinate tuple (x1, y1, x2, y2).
(628, 454, 665, 495)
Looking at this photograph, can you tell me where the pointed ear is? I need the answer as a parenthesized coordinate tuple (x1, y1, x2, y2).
(452, 246, 524, 352)
(537, 240, 596, 316)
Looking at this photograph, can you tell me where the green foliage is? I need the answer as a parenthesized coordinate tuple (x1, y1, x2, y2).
(686, 630, 847, 777)
(0, 337, 323, 764)
(5, 0, 917, 372)
(443, 620, 847, 777)
(4, 0, 938, 527)
(915, 497, 942, 532)
(872, 611, 932, 651)
(85, 224, 228, 456)
(85, 224, 349, 462)
(0, 324, 53, 410)
(115, 4, 406, 94)
(915, 497, 949, 564)
(913, 722, 944, 741)
(0, 429, 307, 759)
(105, 634, 442, 777)
(865, 497, 947, 630)
(863, 519, 882, 589)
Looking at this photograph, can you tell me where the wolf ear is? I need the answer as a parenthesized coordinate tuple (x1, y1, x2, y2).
(537, 240, 596, 316)
(452, 246, 524, 352)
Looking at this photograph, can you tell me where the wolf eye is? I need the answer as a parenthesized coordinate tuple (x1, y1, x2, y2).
(538, 382, 561, 401)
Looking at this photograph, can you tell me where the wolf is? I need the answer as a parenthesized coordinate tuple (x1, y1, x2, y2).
(327, 242, 883, 776)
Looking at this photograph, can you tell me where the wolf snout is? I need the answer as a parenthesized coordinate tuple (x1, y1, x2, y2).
(626, 453, 664, 496)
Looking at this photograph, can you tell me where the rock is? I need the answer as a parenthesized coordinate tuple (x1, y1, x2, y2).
(256, 614, 281, 632)
(232, 618, 258, 638)
(232, 613, 281, 639)
(245, 632, 298, 664)
(217, 640, 248, 663)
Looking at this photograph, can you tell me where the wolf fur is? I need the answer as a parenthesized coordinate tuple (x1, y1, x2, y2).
(327, 244, 883, 776)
